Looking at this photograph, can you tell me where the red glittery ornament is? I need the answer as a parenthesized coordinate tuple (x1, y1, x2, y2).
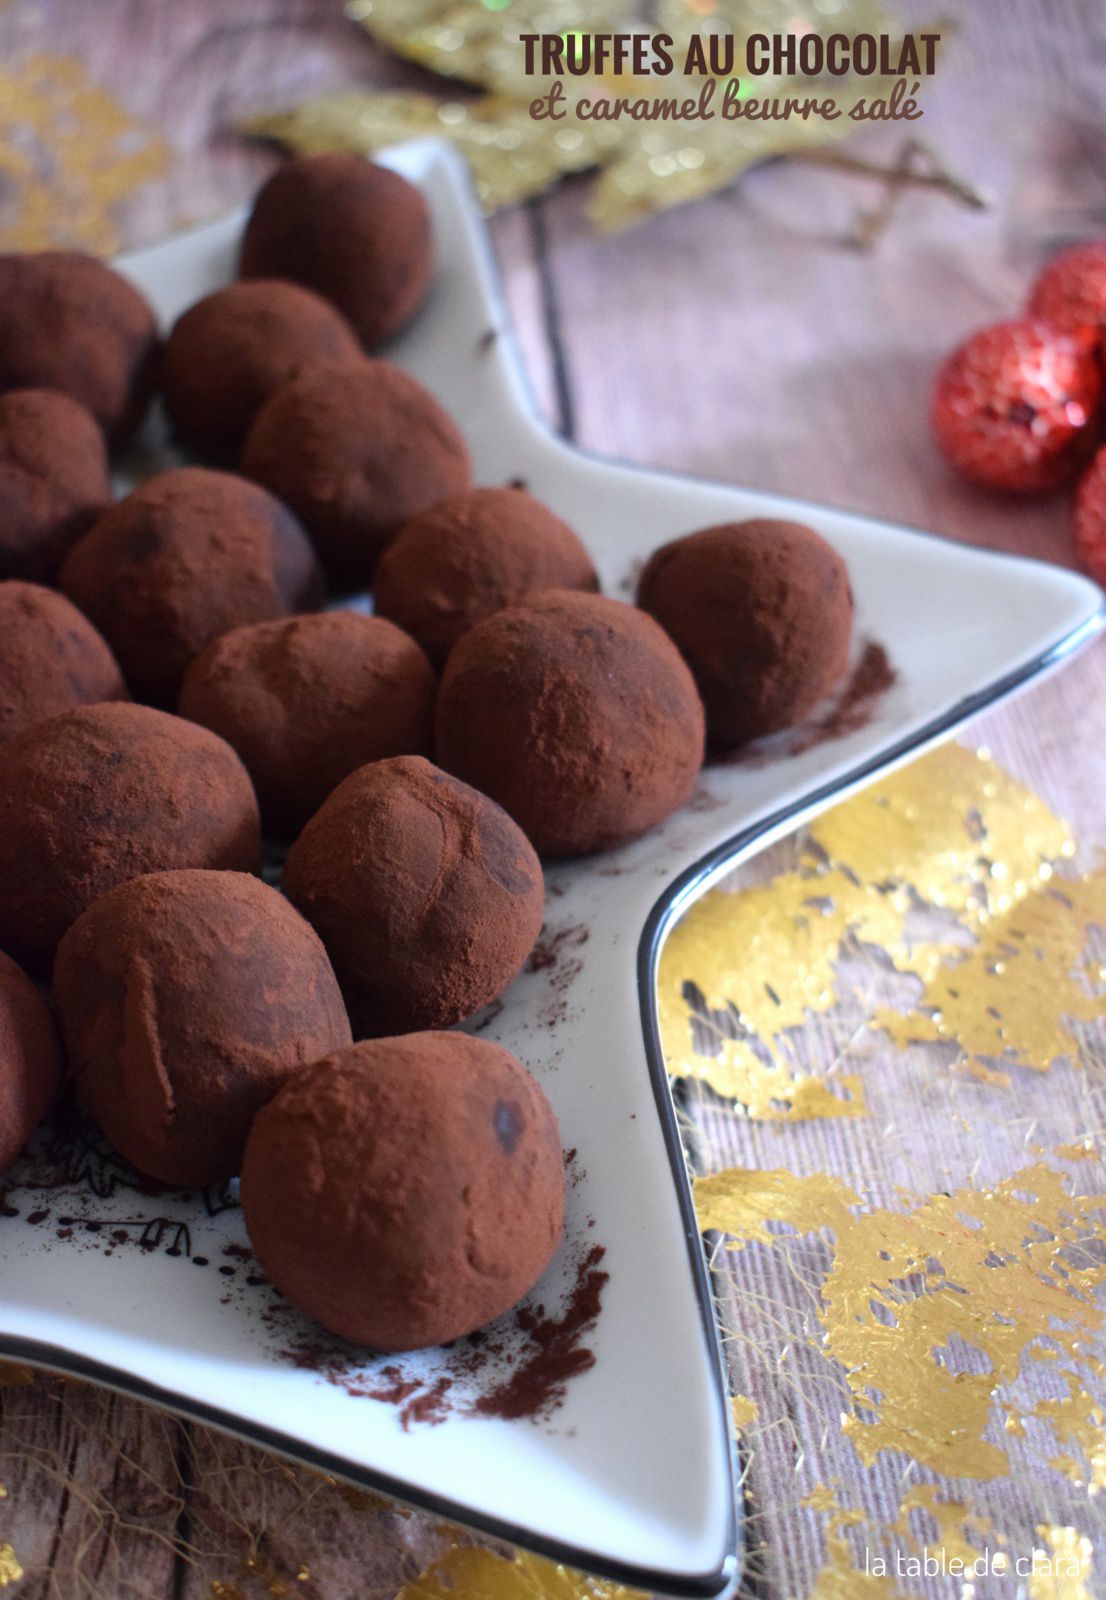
(1074, 445, 1106, 585)
(1028, 241, 1106, 345)
(931, 319, 1101, 492)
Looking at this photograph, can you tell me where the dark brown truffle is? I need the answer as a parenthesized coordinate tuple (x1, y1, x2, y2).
(54, 870, 352, 1188)
(0, 950, 64, 1174)
(436, 590, 705, 857)
(0, 702, 261, 972)
(374, 486, 599, 666)
(0, 581, 128, 746)
(241, 1032, 565, 1351)
(283, 756, 543, 1035)
(162, 280, 361, 462)
(180, 611, 435, 836)
(0, 390, 112, 581)
(0, 252, 158, 445)
(241, 361, 471, 589)
(59, 467, 324, 705)
(637, 519, 854, 746)
(239, 154, 432, 350)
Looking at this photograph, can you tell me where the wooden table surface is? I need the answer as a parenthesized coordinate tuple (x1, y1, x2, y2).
(0, 2, 1105, 1596)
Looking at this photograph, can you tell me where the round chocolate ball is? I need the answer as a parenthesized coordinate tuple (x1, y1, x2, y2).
(240, 153, 432, 349)
(0, 390, 111, 581)
(162, 280, 361, 462)
(241, 361, 471, 589)
(180, 611, 435, 836)
(637, 520, 854, 746)
(55, 870, 352, 1188)
(0, 581, 128, 746)
(0, 950, 64, 1174)
(436, 590, 705, 857)
(0, 702, 261, 972)
(241, 1032, 565, 1351)
(374, 486, 599, 666)
(283, 755, 543, 1035)
(0, 252, 158, 445)
(59, 467, 324, 705)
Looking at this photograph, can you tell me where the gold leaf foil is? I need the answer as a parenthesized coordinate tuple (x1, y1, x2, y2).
(1028, 1526, 1095, 1600)
(696, 1163, 1106, 1480)
(0, 55, 167, 251)
(0, 1547, 21, 1589)
(396, 1546, 647, 1600)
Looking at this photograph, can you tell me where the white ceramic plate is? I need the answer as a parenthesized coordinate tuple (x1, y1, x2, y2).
(0, 140, 1100, 1599)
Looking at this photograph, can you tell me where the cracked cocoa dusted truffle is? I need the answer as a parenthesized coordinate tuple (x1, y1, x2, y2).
(0, 390, 112, 581)
(162, 280, 361, 462)
(0, 950, 64, 1174)
(0, 252, 158, 445)
(241, 1032, 565, 1351)
(283, 756, 543, 1035)
(55, 870, 352, 1188)
(637, 519, 853, 747)
(59, 467, 324, 705)
(240, 153, 432, 350)
(436, 590, 705, 857)
(180, 611, 435, 836)
(374, 486, 599, 666)
(0, 702, 261, 972)
(241, 361, 471, 589)
(0, 581, 128, 746)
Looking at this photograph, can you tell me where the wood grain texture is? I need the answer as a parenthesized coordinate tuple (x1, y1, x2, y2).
(0, 0, 1104, 1595)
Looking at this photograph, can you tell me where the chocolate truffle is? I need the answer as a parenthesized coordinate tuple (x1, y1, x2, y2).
(0, 581, 128, 746)
(637, 520, 854, 746)
(0, 702, 260, 971)
(436, 591, 705, 857)
(162, 280, 361, 462)
(241, 361, 471, 588)
(60, 467, 324, 705)
(54, 870, 352, 1188)
(283, 756, 543, 1035)
(374, 487, 599, 666)
(180, 611, 435, 835)
(0, 390, 112, 581)
(240, 154, 432, 349)
(0, 950, 64, 1174)
(241, 1033, 565, 1351)
(0, 252, 158, 445)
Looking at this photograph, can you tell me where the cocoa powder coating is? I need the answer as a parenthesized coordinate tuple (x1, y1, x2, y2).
(637, 519, 854, 746)
(239, 154, 433, 350)
(54, 870, 352, 1188)
(240, 1032, 565, 1351)
(180, 611, 436, 836)
(0, 702, 261, 972)
(0, 949, 64, 1174)
(282, 755, 543, 1035)
(241, 361, 471, 589)
(0, 252, 159, 445)
(0, 581, 128, 746)
(162, 280, 361, 462)
(435, 590, 706, 856)
(59, 467, 324, 705)
(0, 390, 112, 581)
(373, 486, 599, 666)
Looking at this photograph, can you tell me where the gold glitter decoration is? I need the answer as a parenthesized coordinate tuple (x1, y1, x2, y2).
(0, 55, 167, 252)
(0, 1547, 21, 1588)
(241, 0, 913, 227)
(397, 1545, 646, 1600)
(1029, 1526, 1095, 1600)
(658, 745, 1077, 1114)
(729, 1394, 758, 1428)
(696, 1162, 1106, 1479)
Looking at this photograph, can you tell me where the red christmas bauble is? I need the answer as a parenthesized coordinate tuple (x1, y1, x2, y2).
(1074, 445, 1106, 585)
(931, 319, 1101, 492)
(1028, 241, 1106, 343)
